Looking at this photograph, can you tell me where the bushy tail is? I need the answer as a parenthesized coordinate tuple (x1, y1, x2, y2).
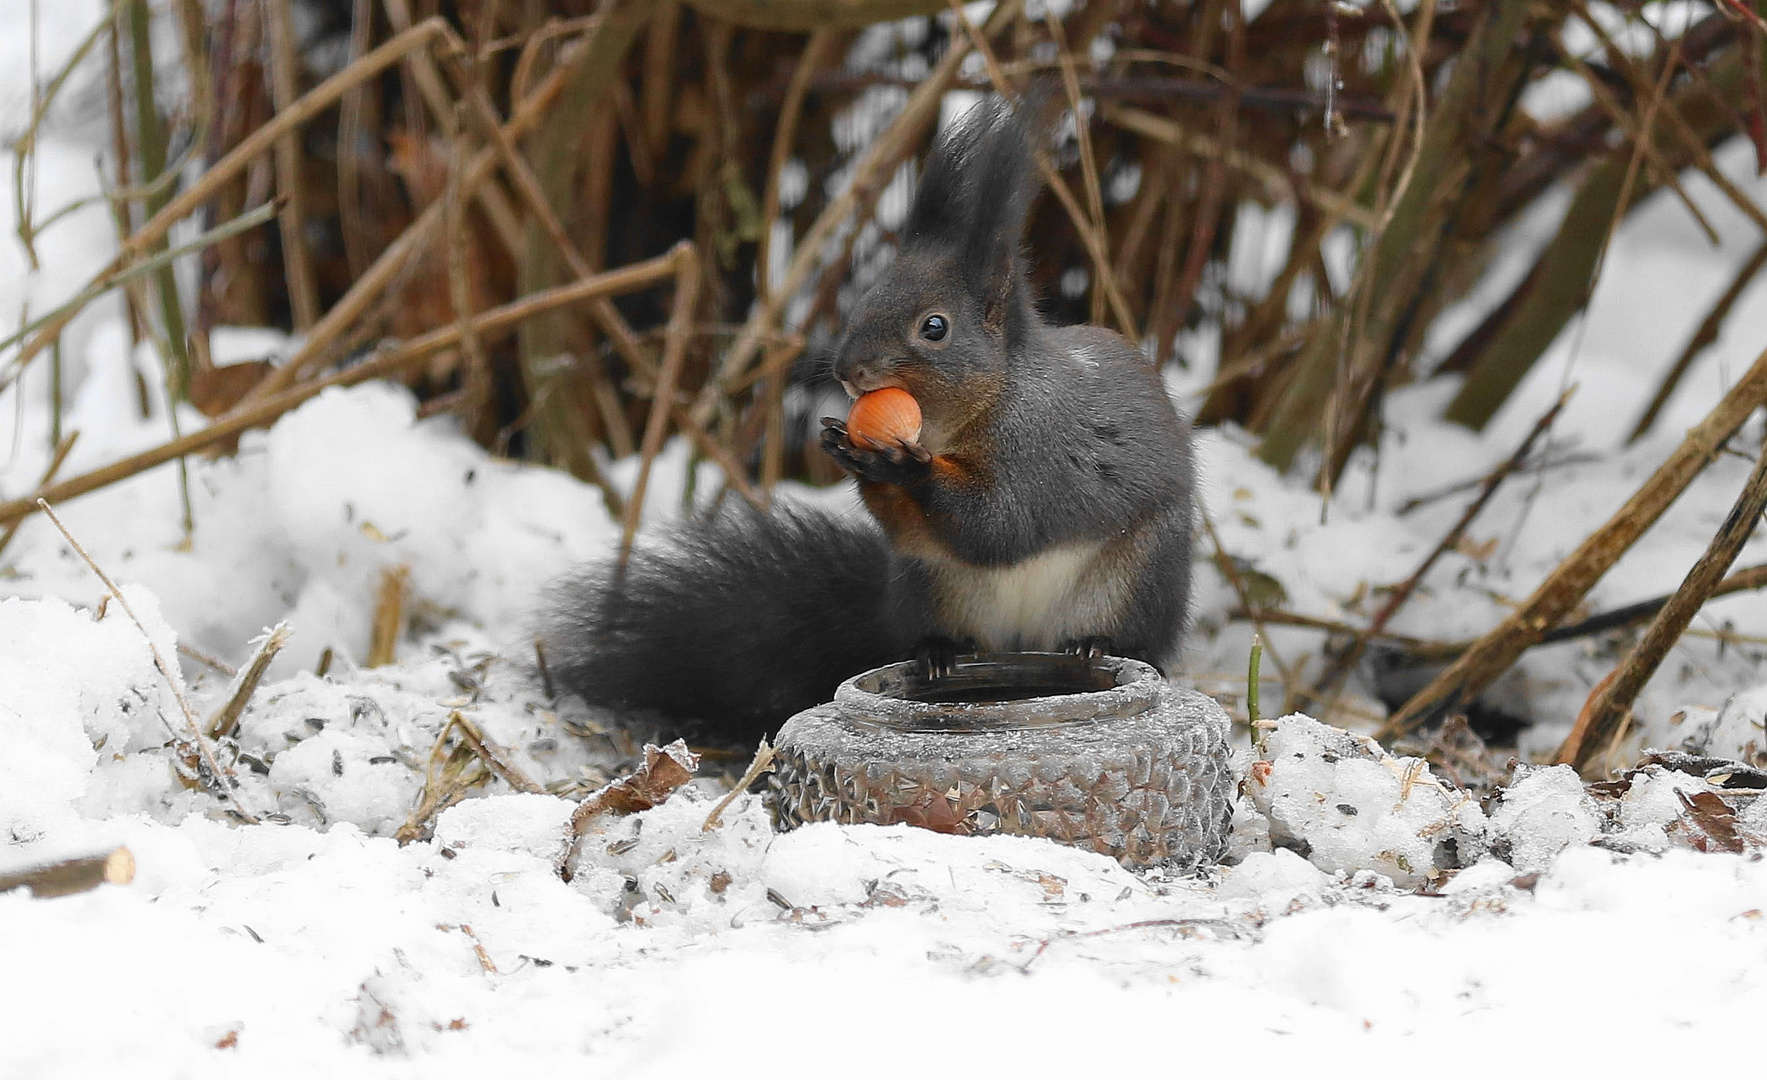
(540, 504, 905, 744)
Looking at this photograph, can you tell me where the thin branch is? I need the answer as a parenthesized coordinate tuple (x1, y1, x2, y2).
(1384, 341, 1767, 738)
(0, 253, 681, 529)
(1557, 444, 1767, 773)
(37, 499, 257, 822)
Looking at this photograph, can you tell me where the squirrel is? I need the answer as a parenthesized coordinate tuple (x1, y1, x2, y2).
(542, 97, 1196, 744)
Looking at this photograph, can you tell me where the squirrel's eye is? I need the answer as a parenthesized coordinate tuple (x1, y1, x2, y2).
(919, 314, 949, 342)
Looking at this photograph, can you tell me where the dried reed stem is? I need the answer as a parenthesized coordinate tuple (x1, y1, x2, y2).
(366, 564, 410, 667)
(1631, 238, 1767, 443)
(205, 623, 290, 739)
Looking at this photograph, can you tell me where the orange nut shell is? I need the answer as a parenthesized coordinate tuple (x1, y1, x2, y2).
(845, 387, 922, 449)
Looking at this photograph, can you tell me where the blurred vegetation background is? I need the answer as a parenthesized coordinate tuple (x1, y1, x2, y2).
(8, 0, 1767, 511)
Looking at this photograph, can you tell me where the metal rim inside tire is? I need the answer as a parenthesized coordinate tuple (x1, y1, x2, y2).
(766, 653, 1234, 870)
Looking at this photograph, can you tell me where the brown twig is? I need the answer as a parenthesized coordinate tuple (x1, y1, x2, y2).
(178, 641, 237, 677)
(448, 710, 544, 794)
(532, 636, 555, 700)
(1020, 918, 1243, 971)
(1557, 444, 1767, 773)
(756, 29, 836, 311)
(946, 0, 1136, 339)
(1541, 561, 1767, 646)
(1043, 10, 1110, 326)
(1101, 105, 1377, 228)
(1201, 508, 1292, 689)
(245, 24, 580, 400)
(37, 499, 256, 821)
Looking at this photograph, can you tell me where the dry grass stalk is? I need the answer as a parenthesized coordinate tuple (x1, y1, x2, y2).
(367, 565, 411, 668)
(620, 244, 702, 567)
(206, 623, 292, 739)
(532, 636, 555, 699)
(337, 0, 378, 279)
(178, 641, 238, 677)
(0, 253, 682, 531)
(442, 127, 494, 432)
(757, 28, 838, 311)
(437, 51, 649, 443)
(559, 739, 699, 878)
(36, 499, 256, 822)
(0, 847, 136, 899)
(1557, 443, 1767, 774)
(446, 710, 544, 794)
(396, 711, 539, 843)
(701, 738, 776, 832)
(1384, 341, 1767, 739)
(397, 716, 487, 843)
(1043, 9, 1108, 325)
(449, 923, 498, 974)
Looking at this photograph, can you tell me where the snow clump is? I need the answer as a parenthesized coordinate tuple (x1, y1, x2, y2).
(1488, 764, 1601, 873)
(1245, 713, 1488, 888)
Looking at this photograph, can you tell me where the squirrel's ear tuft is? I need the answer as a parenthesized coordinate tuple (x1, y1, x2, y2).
(902, 94, 1045, 331)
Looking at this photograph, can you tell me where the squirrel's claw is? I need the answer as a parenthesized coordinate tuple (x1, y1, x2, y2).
(1061, 636, 1115, 660)
(820, 421, 931, 486)
(915, 636, 971, 681)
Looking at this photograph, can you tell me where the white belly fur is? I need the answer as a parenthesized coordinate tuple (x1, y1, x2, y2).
(931, 541, 1119, 651)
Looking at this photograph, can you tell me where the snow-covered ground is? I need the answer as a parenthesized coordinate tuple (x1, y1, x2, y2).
(6, 3, 1767, 1071)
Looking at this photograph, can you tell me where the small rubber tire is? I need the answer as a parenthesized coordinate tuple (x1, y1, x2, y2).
(765, 654, 1234, 871)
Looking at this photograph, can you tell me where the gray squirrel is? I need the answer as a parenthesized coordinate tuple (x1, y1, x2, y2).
(542, 97, 1196, 743)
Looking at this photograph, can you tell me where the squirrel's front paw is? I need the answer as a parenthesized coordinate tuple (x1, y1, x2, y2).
(820, 417, 931, 485)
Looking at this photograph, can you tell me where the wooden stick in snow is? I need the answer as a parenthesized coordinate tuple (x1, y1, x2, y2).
(0, 847, 135, 899)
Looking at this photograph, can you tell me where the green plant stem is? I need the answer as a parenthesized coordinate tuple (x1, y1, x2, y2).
(1248, 633, 1265, 752)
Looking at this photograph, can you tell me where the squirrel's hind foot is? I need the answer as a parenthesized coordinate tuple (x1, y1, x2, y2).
(914, 635, 973, 681)
(1060, 636, 1115, 660)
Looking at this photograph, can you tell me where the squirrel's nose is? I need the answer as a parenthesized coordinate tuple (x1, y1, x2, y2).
(832, 354, 867, 391)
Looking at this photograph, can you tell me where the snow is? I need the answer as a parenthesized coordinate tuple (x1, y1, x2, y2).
(1247, 714, 1488, 888)
(5, 3, 1767, 1068)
